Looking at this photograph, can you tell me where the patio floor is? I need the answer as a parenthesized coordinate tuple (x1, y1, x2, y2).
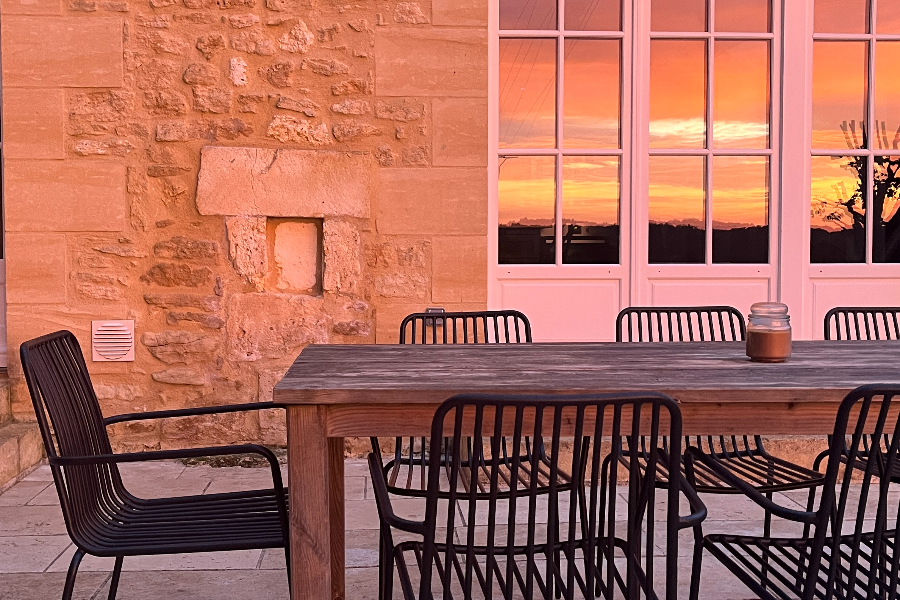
(0, 458, 822, 599)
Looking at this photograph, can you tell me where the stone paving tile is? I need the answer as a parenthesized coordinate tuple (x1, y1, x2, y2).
(346, 566, 379, 600)
(25, 484, 62, 506)
(21, 465, 53, 482)
(0, 459, 878, 599)
(94, 569, 290, 600)
(0, 572, 109, 600)
(0, 481, 51, 506)
(47, 547, 263, 573)
(0, 505, 66, 536)
(0, 535, 72, 573)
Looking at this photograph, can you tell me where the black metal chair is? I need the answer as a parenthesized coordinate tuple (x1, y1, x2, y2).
(818, 307, 900, 482)
(688, 384, 900, 600)
(369, 392, 707, 600)
(615, 306, 825, 591)
(20, 331, 290, 600)
(824, 306, 900, 341)
(371, 310, 557, 498)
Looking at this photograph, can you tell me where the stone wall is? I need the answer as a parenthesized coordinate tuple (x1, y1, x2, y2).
(0, 0, 488, 450)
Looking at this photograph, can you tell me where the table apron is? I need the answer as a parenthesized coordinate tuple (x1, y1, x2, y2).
(324, 401, 849, 437)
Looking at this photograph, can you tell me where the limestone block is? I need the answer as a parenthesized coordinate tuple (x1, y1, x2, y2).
(1, 0, 61, 14)
(2, 89, 65, 159)
(432, 0, 487, 27)
(153, 236, 219, 261)
(142, 263, 213, 287)
(374, 273, 428, 299)
(5, 161, 125, 232)
(375, 29, 487, 97)
(196, 146, 373, 219)
(143, 293, 221, 311)
(258, 369, 286, 444)
(160, 411, 255, 447)
(226, 216, 267, 291)
(432, 98, 488, 167)
(431, 236, 487, 303)
(273, 221, 318, 292)
(142, 331, 219, 364)
(151, 367, 207, 385)
(5, 233, 66, 304)
(375, 301, 486, 343)
(226, 293, 329, 361)
(323, 220, 361, 294)
(376, 168, 487, 235)
(2, 17, 123, 87)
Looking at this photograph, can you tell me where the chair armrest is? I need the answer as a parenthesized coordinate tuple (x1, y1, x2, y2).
(676, 472, 707, 530)
(51, 444, 286, 497)
(104, 402, 281, 426)
(685, 447, 818, 524)
(367, 453, 426, 535)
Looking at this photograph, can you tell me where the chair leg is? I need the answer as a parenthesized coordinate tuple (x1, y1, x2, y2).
(283, 546, 292, 593)
(107, 557, 123, 600)
(761, 493, 773, 591)
(62, 549, 85, 600)
(688, 541, 703, 600)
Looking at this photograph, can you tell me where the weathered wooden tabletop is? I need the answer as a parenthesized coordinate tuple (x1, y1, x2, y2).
(274, 340, 900, 405)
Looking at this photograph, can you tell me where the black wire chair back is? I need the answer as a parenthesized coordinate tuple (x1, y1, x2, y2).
(616, 306, 745, 343)
(613, 306, 816, 492)
(369, 392, 705, 600)
(821, 307, 900, 482)
(694, 385, 900, 600)
(374, 310, 540, 498)
(21, 330, 128, 547)
(399, 310, 532, 344)
(824, 306, 900, 341)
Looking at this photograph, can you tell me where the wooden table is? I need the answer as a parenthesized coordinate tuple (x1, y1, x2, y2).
(273, 340, 900, 600)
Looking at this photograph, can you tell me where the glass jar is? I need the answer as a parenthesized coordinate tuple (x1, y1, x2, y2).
(746, 302, 792, 363)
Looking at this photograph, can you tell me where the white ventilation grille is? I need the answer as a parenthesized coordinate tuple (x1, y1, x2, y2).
(91, 321, 135, 362)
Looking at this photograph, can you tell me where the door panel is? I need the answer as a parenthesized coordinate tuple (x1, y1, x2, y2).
(809, 278, 900, 339)
(647, 278, 771, 320)
(499, 280, 622, 342)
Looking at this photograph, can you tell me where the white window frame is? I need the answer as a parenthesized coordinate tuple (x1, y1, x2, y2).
(489, 0, 900, 341)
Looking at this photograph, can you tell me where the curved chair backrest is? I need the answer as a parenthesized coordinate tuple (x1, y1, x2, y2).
(824, 306, 900, 340)
(399, 310, 532, 344)
(616, 306, 746, 342)
(415, 392, 685, 600)
(803, 385, 900, 598)
(20, 330, 125, 548)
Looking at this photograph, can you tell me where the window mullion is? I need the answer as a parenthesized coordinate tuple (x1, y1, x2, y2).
(867, 0, 876, 264)
(555, 7, 564, 267)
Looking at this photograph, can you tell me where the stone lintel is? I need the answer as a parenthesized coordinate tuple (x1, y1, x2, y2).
(196, 146, 372, 219)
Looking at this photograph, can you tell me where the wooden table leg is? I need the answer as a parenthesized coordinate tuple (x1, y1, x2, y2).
(288, 406, 346, 600)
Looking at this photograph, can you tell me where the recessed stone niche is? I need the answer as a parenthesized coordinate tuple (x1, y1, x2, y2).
(200, 146, 370, 297)
(267, 218, 322, 295)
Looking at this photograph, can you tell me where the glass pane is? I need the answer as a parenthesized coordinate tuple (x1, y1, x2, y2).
(650, 40, 707, 148)
(562, 156, 620, 264)
(712, 156, 769, 263)
(651, 0, 707, 31)
(563, 39, 620, 149)
(565, 0, 621, 30)
(713, 40, 769, 149)
(649, 156, 706, 263)
(715, 0, 770, 32)
(873, 156, 900, 262)
(500, 0, 557, 30)
(810, 155, 866, 263)
(812, 41, 867, 150)
(878, 0, 900, 33)
(499, 156, 556, 264)
(499, 39, 557, 149)
(875, 42, 900, 151)
(814, 0, 868, 33)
